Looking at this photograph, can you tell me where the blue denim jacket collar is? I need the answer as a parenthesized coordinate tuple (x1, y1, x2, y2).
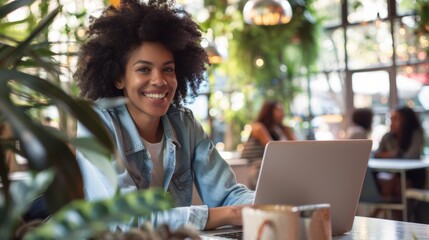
(113, 105, 181, 152)
(160, 113, 180, 190)
(111, 104, 183, 191)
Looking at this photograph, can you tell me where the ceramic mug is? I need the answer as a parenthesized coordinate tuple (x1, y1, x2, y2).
(242, 203, 332, 240)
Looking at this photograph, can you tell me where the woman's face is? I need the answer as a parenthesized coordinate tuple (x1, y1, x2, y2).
(115, 42, 177, 120)
(273, 104, 285, 124)
(390, 110, 402, 134)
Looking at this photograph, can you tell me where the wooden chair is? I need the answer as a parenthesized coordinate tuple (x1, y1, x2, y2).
(406, 188, 429, 202)
(406, 188, 429, 223)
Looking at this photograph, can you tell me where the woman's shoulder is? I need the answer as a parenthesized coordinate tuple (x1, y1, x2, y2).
(166, 105, 194, 117)
(251, 122, 266, 131)
(165, 106, 200, 128)
(93, 98, 128, 113)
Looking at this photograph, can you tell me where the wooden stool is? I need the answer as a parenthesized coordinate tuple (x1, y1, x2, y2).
(406, 188, 429, 223)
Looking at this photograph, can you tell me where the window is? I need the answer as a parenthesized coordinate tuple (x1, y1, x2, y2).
(347, 23, 393, 69)
(310, 0, 428, 153)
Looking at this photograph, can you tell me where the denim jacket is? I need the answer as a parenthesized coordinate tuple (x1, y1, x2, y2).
(76, 101, 254, 230)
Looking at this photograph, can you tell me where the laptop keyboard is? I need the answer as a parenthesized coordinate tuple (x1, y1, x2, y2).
(213, 231, 243, 239)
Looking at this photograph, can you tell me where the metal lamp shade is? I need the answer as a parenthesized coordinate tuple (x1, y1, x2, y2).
(205, 45, 222, 64)
(243, 0, 293, 26)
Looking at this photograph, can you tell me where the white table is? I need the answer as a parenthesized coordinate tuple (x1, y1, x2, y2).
(334, 216, 429, 239)
(201, 216, 429, 239)
(367, 158, 429, 221)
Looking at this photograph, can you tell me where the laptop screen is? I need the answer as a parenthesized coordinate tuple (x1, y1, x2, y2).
(253, 140, 372, 235)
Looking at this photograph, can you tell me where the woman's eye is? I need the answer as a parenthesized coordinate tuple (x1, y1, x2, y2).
(163, 67, 175, 73)
(137, 67, 151, 73)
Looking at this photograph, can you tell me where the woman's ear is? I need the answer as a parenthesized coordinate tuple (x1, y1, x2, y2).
(115, 79, 124, 89)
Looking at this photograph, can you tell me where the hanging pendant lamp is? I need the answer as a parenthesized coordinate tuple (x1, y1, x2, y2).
(243, 0, 293, 26)
(205, 44, 222, 64)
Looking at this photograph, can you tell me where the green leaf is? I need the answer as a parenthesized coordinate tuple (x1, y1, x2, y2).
(0, 75, 85, 211)
(24, 189, 173, 240)
(0, 170, 53, 240)
(71, 137, 118, 190)
(25, 47, 61, 75)
(45, 126, 116, 178)
(0, 0, 34, 19)
(0, 6, 60, 68)
(9, 170, 54, 216)
(0, 70, 114, 151)
(0, 18, 29, 30)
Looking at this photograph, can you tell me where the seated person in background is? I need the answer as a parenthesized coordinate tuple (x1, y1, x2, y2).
(374, 106, 424, 160)
(346, 108, 373, 139)
(75, 0, 254, 231)
(0, 122, 27, 172)
(240, 101, 296, 189)
(373, 106, 426, 202)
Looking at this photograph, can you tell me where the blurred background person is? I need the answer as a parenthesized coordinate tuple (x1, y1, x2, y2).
(373, 106, 426, 218)
(346, 108, 374, 139)
(240, 101, 296, 189)
(374, 106, 425, 160)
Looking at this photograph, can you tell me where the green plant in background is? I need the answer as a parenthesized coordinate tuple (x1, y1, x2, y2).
(0, 0, 113, 237)
(415, 0, 429, 57)
(23, 189, 173, 239)
(198, 0, 321, 148)
(0, 0, 173, 239)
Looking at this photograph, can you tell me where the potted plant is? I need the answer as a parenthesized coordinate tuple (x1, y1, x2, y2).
(0, 1, 184, 239)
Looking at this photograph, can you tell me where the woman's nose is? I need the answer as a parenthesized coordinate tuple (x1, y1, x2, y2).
(150, 70, 167, 86)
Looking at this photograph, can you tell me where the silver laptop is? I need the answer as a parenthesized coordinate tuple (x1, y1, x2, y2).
(201, 139, 372, 239)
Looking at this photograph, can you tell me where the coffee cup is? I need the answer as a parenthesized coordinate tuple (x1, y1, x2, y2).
(242, 203, 331, 240)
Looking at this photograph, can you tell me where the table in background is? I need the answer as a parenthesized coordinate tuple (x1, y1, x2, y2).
(334, 216, 429, 239)
(367, 158, 429, 221)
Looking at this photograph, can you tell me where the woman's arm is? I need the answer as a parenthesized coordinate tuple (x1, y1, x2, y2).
(251, 122, 273, 145)
(373, 133, 398, 158)
(148, 204, 248, 231)
(205, 205, 248, 230)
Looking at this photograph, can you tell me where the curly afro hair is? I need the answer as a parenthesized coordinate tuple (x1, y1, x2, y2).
(75, 0, 209, 107)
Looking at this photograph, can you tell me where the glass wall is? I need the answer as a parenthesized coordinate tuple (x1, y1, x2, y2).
(297, 0, 428, 154)
(174, 0, 429, 153)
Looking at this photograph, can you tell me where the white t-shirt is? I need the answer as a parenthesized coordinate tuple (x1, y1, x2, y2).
(141, 136, 164, 188)
(273, 125, 289, 140)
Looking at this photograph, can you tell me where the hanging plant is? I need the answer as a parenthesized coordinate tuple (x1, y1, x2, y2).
(415, 0, 429, 57)
(197, 0, 322, 147)
(1, 1, 175, 238)
(199, 0, 321, 103)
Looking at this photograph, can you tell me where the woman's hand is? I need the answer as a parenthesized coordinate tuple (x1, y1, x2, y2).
(204, 205, 251, 230)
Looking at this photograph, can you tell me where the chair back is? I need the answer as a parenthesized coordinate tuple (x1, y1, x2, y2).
(360, 169, 383, 202)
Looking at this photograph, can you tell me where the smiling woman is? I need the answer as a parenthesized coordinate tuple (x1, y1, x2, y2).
(74, 0, 254, 232)
(113, 42, 178, 142)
